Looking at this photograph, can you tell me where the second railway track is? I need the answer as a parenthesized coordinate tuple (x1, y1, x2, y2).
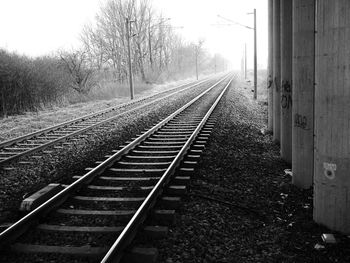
(0, 76, 217, 168)
(0, 74, 234, 262)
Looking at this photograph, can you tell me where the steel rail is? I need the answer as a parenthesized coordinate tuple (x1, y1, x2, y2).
(101, 75, 235, 263)
(0, 74, 230, 249)
(0, 77, 213, 150)
(0, 76, 219, 166)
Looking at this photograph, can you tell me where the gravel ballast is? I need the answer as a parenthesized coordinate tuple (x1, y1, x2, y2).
(0, 77, 222, 224)
(152, 78, 350, 263)
(2, 74, 348, 263)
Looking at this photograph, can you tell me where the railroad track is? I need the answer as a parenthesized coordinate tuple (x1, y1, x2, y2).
(0, 74, 234, 263)
(0, 76, 216, 168)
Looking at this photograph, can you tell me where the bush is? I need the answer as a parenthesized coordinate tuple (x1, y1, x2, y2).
(0, 49, 69, 116)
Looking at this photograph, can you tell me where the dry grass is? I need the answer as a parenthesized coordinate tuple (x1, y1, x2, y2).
(0, 77, 194, 142)
(238, 69, 268, 103)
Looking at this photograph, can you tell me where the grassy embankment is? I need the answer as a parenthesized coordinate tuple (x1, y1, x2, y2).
(0, 48, 200, 141)
(0, 77, 195, 142)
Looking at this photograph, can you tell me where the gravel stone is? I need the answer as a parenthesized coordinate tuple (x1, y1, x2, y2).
(0, 80, 218, 224)
(150, 77, 350, 262)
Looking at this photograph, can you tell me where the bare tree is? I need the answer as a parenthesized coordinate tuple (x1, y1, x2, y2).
(79, 0, 222, 84)
(59, 50, 95, 94)
(81, 25, 106, 70)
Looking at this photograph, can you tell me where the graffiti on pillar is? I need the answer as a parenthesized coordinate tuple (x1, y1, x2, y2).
(282, 80, 292, 93)
(294, 113, 309, 130)
(267, 75, 273, 89)
(323, 162, 336, 180)
(281, 80, 292, 109)
(281, 95, 292, 109)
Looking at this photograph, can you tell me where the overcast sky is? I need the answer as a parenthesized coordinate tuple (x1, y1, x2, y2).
(0, 0, 267, 69)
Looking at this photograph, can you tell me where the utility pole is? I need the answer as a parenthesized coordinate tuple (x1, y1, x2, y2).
(241, 54, 244, 77)
(194, 40, 203, 80)
(148, 11, 153, 69)
(244, 43, 247, 79)
(253, 9, 257, 99)
(247, 9, 257, 99)
(126, 17, 134, 100)
(195, 46, 198, 80)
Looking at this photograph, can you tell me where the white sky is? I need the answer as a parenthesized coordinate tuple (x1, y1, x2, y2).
(0, 0, 267, 69)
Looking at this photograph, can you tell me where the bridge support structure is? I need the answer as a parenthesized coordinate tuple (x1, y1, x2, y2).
(272, 0, 281, 143)
(267, 0, 274, 132)
(314, 0, 350, 234)
(292, 0, 315, 189)
(280, 0, 293, 163)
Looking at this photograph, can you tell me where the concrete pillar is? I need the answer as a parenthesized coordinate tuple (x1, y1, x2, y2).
(280, 0, 293, 163)
(273, 0, 281, 143)
(267, 0, 274, 132)
(292, 0, 314, 188)
(314, 0, 350, 233)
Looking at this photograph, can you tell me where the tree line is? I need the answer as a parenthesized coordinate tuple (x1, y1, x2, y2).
(0, 0, 229, 117)
(80, 0, 217, 82)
